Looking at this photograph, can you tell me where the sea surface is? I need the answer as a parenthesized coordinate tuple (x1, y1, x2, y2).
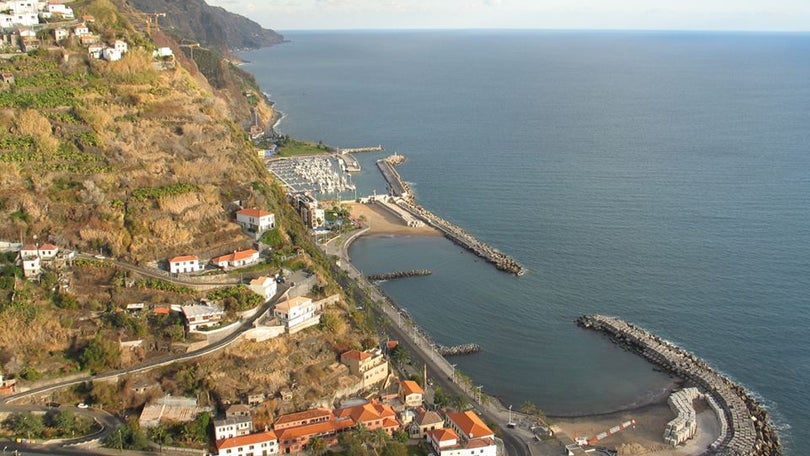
(241, 31, 810, 454)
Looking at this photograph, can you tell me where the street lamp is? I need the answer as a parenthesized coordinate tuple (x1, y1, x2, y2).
(450, 364, 457, 383)
(509, 404, 513, 425)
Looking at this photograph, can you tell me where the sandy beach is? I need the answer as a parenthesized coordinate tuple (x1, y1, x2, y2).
(346, 201, 441, 237)
(552, 398, 721, 456)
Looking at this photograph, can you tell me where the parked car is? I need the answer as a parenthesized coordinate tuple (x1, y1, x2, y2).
(77, 403, 89, 409)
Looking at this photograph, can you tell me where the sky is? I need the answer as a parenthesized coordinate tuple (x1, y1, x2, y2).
(204, 0, 810, 32)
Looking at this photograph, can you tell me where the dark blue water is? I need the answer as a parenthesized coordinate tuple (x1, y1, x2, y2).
(241, 31, 810, 453)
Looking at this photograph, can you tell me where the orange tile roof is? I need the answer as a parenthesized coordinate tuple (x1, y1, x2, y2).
(428, 427, 458, 443)
(274, 408, 333, 427)
(335, 402, 396, 426)
(39, 243, 58, 251)
(340, 349, 371, 361)
(446, 410, 493, 439)
(153, 306, 170, 315)
(274, 296, 312, 312)
(169, 255, 198, 263)
(275, 419, 353, 440)
(386, 340, 399, 350)
(216, 430, 277, 450)
(212, 249, 258, 264)
(238, 208, 273, 218)
(400, 380, 424, 396)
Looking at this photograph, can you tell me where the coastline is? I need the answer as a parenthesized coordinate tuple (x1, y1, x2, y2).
(346, 201, 441, 237)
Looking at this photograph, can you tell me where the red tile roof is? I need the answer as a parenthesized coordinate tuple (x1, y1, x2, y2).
(400, 380, 424, 396)
(212, 249, 258, 264)
(39, 243, 58, 251)
(275, 418, 353, 440)
(446, 410, 493, 439)
(274, 408, 333, 428)
(428, 428, 458, 444)
(340, 349, 370, 361)
(169, 255, 198, 263)
(216, 430, 277, 450)
(237, 208, 273, 218)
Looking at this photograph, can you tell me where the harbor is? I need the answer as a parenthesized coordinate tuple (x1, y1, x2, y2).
(577, 314, 781, 456)
(376, 155, 527, 276)
(266, 154, 356, 196)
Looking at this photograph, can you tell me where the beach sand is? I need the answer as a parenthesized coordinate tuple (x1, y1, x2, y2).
(346, 202, 441, 237)
(552, 398, 720, 456)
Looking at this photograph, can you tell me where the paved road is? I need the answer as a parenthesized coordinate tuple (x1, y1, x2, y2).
(322, 228, 533, 456)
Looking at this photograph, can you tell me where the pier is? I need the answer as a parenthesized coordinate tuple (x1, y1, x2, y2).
(367, 269, 432, 281)
(576, 314, 781, 456)
(375, 155, 527, 276)
(337, 145, 384, 154)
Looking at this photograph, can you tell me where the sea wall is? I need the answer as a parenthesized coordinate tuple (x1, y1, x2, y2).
(576, 314, 780, 456)
(367, 269, 432, 281)
(375, 156, 526, 275)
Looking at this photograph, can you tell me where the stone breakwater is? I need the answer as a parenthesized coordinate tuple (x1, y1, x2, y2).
(576, 315, 781, 456)
(436, 343, 481, 357)
(375, 155, 527, 276)
(367, 269, 432, 281)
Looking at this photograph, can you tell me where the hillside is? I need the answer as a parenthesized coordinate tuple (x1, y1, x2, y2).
(125, 0, 284, 54)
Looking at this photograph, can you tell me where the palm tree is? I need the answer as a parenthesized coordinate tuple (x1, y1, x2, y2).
(308, 436, 326, 456)
(372, 428, 389, 452)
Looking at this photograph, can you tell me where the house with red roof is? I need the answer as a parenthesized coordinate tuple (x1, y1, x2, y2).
(236, 208, 275, 234)
(409, 408, 444, 439)
(334, 401, 400, 435)
(432, 410, 496, 456)
(215, 430, 278, 456)
(340, 348, 388, 389)
(399, 380, 424, 407)
(169, 255, 201, 274)
(211, 249, 260, 269)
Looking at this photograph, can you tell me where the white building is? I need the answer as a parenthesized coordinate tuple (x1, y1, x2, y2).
(113, 39, 127, 53)
(273, 296, 319, 333)
(153, 47, 173, 58)
(88, 44, 103, 59)
(52, 27, 68, 41)
(181, 303, 224, 331)
(102, 47, 121, 61)
(429, 411, 495, 456)
(169, 255, 201, 274)
(248, 276, 277, 301)
(73, 22, 89, 36)
(211, 249, 260, 269)
(214, 415, 253, 441)
(216, 430, 278, 456)
(42, 3, 74, 19)
(20, 255, 40, 277)
(236, 208, 275, 234)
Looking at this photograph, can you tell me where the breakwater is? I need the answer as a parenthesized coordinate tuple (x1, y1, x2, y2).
(367, 269, 432, 281)
(437, 343, 481, 357)
(375, 156, 527, 276)
(576, 315, 780, 456)
(338, 145, 384, 154)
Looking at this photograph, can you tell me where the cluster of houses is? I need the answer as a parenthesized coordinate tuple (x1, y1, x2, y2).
(168, 208, 275, 274)
(136, 345, 495, 456)
(289, 191, 325, 230)
(11, 242, 74, 279)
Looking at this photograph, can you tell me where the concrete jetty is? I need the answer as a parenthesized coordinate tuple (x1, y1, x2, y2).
(338, 145, 384, 154)
(375, 155, 527, 276)
(576, 314, 781, 456)
(367, 269, 432, 281)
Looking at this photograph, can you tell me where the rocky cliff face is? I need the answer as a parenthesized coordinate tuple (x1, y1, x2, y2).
(126, 0, 284, 53)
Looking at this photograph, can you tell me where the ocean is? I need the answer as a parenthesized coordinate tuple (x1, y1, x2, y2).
(240, 31, 810, 454)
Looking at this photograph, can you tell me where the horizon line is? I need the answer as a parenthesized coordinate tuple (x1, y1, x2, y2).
(272, 26, 810, 34)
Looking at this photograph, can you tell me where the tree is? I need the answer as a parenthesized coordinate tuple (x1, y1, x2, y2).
(4, 412, 44, 438)
(392, 429, 409, 444)
(79, 333, 120, 373)
(308, 436, 326, 455)
(382, 441, 409, 456)
(520, 400, 538, 416)
(433, 386, 450, 408)
(371, 428, 389, 452)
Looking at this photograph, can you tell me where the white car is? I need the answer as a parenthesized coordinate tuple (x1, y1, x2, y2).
(77, 403, 89, 409)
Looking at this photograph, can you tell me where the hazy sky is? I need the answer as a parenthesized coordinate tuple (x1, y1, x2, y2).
(205, 0, 810, 31)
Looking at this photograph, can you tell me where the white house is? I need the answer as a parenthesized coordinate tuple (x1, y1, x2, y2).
(52, 27, 68, 41)
(169, 255, 201, 274)
(273, 296, 319, 333)
(102, 47, 121, 61)
(42, 3, 74, 19)
(87, 44, 103, 59)
(429, 411, 496, 456)
(73, 23, 89, 36)
(181, 303, 224, 331)
(248, 276, 277, 301)
(20, 255, 40, 278)
(211, 249, 260, 269)
(236, 208, 275, 233)
(213, 415, 253, 441)
(113, 39, 127, 53)
(153, 47, 173, 59)
(19, 243, 58, 260)
(215, 430, 278, 456)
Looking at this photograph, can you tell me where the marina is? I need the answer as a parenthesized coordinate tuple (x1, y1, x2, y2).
(266, 155, 356, 196)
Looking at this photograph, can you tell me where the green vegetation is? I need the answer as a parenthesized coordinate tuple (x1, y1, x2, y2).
(78, 334, 121, 373)
(103, 419, 150, 451)
(136, 278, 196, 295)
(131, 183, 199, 201)
(147, 412, 212, 449)
(2, 410, 97, 439)
(207, 285, 263, 312)
(260, 227, 284, 249)
(277, 137, 331, 157)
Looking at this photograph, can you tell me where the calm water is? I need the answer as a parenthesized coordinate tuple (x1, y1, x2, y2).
(241, 31, 810, 453)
